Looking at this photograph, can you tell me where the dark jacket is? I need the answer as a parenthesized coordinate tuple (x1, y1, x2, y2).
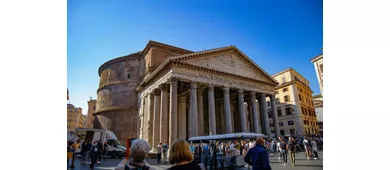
(244, 144, 272, 170)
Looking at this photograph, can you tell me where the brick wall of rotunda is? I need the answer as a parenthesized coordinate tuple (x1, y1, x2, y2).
(94, 53, 145, 144)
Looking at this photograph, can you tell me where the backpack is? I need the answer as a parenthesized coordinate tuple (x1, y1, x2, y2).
(125, 164, 150, 170)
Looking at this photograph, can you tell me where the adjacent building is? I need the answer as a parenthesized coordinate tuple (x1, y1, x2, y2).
(95, 40, 282, 145)
(267, 68, 319, 136)
(67, 104, 85, 131)
(311, 48, 324, 136)
(310, 48, 323, 96)
(87, 98, 97, 128)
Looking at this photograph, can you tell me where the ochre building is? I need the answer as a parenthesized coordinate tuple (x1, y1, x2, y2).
(86, 98, 97, 128)
(267, 68, 319, 136)
(95, 41, 283, 145)
(67, 104, 85, 131)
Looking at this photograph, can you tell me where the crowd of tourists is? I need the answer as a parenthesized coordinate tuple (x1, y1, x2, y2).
(68, 135, 322, 170)
(67, 139, 108, 170)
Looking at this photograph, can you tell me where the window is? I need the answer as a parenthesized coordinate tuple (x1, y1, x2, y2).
(284, 95, 290, 102)
(93, 106, 96, 110)
(279, 122, 284, 126)
(269, 123, 274, 127)
(305, 108, 309, 115)
(294, 76, 298, 81)
(280, 130, 285, 136)
(283, 88, 288, 92)
(298, 94, 302, 101)
(285, 108, 292, 115)
(301, 107, 305, 114)
(277, 109, 282, 117)
(289, 129, 295, 135)
(288, 120, 294, 125)
(127, 73, 131, 79)
(319, 64, 323, 73)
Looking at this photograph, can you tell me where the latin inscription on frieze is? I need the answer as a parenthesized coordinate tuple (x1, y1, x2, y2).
(198, 73, 264, 89)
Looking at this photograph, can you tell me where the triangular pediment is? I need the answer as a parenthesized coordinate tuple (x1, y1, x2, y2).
(172, 46, 278, 85)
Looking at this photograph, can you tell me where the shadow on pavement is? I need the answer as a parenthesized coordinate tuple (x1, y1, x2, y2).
(295, 164, 323, 168)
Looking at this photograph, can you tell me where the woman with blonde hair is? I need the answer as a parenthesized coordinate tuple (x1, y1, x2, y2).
(167, 139, 205, 170)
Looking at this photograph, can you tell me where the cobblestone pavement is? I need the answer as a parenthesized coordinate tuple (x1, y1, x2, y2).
(70, 151, 323, 170)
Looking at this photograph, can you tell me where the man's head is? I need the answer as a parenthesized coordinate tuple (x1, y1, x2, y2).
(255, 137, 265, 145)
(131, 139, 151, 163)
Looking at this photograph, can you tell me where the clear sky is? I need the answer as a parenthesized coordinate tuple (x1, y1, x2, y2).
(67, 0, 323, 115)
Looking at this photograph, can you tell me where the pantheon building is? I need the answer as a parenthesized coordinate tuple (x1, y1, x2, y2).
(94, 41, 281, 146)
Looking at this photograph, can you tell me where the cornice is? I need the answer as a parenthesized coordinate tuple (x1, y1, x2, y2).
(98, 51, 143, 76)
(140, 40, 193, 59)
(94, 106, 136, 115)
(275, 80, 313, 93)
(97, 80, 134, 93)
(310, 53, 323, 63)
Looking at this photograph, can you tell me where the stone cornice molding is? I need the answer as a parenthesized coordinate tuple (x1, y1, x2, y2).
(98, 51, 143, 76)
(140, 41, 193, 59)
(94, 106, 136, 115)
(97, 80, 136, 93)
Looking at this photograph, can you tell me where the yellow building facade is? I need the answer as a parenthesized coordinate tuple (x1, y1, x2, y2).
(67, 104, 85, 131)
(86, 98, 96, 128)
(267, 68, 319, 136)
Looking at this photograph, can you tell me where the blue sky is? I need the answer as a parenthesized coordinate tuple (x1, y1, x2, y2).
(68, 0, 323, 115)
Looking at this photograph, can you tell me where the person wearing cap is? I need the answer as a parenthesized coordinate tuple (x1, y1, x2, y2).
(244, 137, 272, 170)
(115, 139, 155, 170)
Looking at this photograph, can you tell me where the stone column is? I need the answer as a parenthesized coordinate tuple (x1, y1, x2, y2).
(159, 84, 169, 143)
(250, 92, 261, 133)
(138, 97, 145, 139)
(238, 89, 247, 132)
(189, 82, 198, 137)
(169, 78, 178, 145)
(260, 94, 271, 137)
(208, 84, 216, 135)
(178, 95, 187, 139)
(152, 89, 160, 151)
(197, 88, 204, 136)
(223, 87, 233, 133)
(146, 94, 154, 146)
(270, 95, 281, 138)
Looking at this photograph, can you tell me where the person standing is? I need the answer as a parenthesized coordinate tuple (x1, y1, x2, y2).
(280, 139, 288, 166)
(303, 137, 312, 159)
(244, 137, 272, 170)
(163, 141, 169, 163)
(90, 141, 100, 170)
(97, 140, 103, 163)
(80, 141, 88, 164)
(310, 139, 319, 159)
(276, 139, 281, 160)
(70, 139, 81, 169)
(157, 143, 162, 164)
(67, 141, 74, 170)
(287, 137, 297, 167)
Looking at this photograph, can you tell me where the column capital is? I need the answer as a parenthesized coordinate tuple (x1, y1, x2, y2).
(222, 86, 230, 93)
(190, 81, 197, 89)
(158, 83, 169, 90)
(197, 88, 204, 95)
(168, 77, 179, 87)
(238, 89, 244, 95)
(208, 84, 214, 92)
(250, 91, 256, 96)
(152, 89, 161, 95)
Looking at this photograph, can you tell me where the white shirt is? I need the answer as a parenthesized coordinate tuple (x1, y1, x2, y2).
(277, 142, 281, 151)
